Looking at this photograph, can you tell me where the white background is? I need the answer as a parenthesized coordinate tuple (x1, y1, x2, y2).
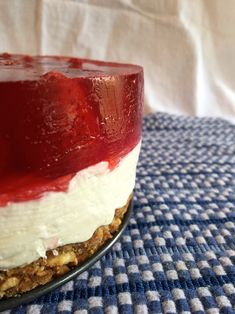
(1, 0, 235, 122)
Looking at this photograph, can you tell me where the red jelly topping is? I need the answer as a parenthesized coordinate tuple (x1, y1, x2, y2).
(0, 54, 143, 205)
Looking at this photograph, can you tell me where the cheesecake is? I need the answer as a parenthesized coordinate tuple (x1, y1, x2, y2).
(0, 54, 143, 298)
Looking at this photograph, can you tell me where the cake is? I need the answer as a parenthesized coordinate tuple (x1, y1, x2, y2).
(0, 53, 143, 298)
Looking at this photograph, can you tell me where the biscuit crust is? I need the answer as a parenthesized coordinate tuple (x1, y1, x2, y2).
(0, 196, 131, 299)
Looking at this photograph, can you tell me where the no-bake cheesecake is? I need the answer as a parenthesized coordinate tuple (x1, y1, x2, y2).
(0, 54, 143, 298)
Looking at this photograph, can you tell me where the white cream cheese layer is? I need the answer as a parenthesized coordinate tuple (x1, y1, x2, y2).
(0, 142, 141, 269)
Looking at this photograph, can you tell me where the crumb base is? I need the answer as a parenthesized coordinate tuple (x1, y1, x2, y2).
(0, 195, 131, 299)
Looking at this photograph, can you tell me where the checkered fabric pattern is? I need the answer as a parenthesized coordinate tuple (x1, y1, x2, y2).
(2, 112, 235, 314)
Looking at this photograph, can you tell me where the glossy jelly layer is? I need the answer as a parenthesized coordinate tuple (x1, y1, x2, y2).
(0, 54, 143, 205)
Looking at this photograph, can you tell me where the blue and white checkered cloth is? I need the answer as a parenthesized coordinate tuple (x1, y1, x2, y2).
(2, 112, 235, 314)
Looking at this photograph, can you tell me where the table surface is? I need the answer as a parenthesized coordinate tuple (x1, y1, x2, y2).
(2, 113, 235, 314)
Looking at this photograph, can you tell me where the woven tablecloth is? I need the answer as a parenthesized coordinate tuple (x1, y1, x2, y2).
(2, 113, 235, 314)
